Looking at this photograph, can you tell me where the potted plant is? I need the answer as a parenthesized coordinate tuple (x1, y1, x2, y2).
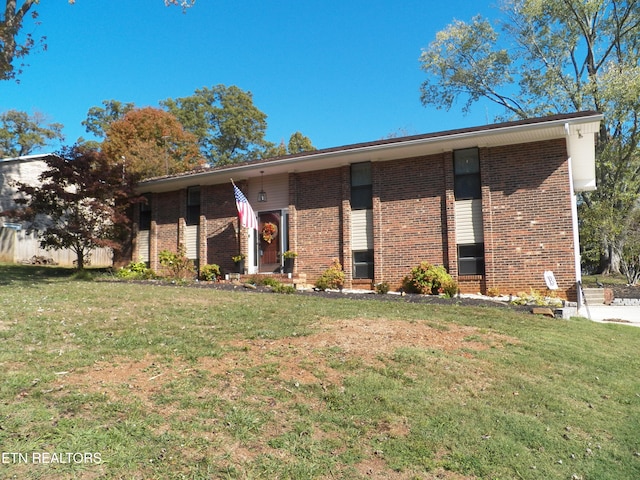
(232, 254, 246, 274)
(282, 250, 297, 274)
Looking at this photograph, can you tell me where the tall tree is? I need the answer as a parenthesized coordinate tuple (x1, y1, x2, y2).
(7, 146, 140, 269)
(162, 85, 271, 166)
(0, 0, 194, 81)
(287, 131, 315, 154)
(419, 0, 640, 274)
(82, 100, 135, 139)
(0, 109, 64, 156)
(101, 107, 202, 179)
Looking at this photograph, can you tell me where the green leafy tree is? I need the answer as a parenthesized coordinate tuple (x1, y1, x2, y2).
(101, 107, 202, 179)
(7, 146, 140, 269)
(287, 131, 315, 154)
(0, 110, 64, 156)
(82, 100, 136, 139)
(419, 0, 640, 274)
(264, 132, 316, 158)
(162, 85, 271, 166)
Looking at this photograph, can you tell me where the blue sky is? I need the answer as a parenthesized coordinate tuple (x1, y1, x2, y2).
(1, 0, 498, 154)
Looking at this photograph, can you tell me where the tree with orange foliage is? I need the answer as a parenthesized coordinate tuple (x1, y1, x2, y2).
(101, 107, 203, 180)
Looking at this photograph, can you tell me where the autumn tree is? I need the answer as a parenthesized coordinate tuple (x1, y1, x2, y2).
(162, 85, 272, 166)
(0, 109, 64, 156)
(101, 107, 202, 180)
(0, 0, 194, 81)
(419, 0, 640, 274)
(7, 146, 140, 269)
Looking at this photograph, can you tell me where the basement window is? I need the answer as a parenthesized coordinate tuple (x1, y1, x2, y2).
(458, 243, 485, 276)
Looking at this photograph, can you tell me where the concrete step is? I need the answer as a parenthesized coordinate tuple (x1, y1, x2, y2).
(583, 287, 605, 305)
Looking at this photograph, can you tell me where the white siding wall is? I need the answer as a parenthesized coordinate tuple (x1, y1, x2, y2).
(455, 199, 484, 244)
(351, 209, 373, 250)
(247, 173, 289, 211)
(185, 225, 199, 260)
(138, 230, 150, 263)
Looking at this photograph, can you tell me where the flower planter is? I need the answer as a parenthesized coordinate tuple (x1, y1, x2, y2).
(234, 259, 245, 274)
(283, 257, 295, 274)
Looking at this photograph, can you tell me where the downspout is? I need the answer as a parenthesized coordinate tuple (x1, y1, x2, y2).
(565, 123, 583, 308)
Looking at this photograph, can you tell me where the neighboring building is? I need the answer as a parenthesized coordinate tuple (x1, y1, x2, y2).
(0, 154, 112, 266)
(134, 112, 602, 302)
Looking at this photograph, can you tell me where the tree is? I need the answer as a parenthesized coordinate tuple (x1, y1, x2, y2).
(419, 0, 640, 274)
(0, 0, 194, 81)
(263, 132, 317, 158)
(0, 109, 64, 157)
(82, 99, 135, 139)
(162, 85, 271, 166)
(287, 131, 315, 154)
(7, 146, 140, 269)
(0, 0, 40, 81)
(101, 107, 202, 180)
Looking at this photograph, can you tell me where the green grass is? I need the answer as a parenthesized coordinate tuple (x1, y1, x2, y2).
(1, 264, 639, 479)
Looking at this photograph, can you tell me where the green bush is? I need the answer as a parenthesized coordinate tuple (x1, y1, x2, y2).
(402, 261, 458, 297)
(315, 258, 345, 291)
(117, 261, 156, 280)
(271, 283, 296, 294)
(199, 264, 221, 282)
(375, 281, 390, 294)
(159, 245, 195, 280)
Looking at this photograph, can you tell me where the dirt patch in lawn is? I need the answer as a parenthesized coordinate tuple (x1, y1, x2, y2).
(54, 318, 506, 479)
(64, 318, 515, 398)
(59, 317, 512, 398)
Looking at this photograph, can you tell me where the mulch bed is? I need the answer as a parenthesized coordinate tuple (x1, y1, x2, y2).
(127, 279, 536, 314)
(610, 284, 640, 299)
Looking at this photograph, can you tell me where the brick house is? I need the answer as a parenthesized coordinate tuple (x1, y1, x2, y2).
(133, 112, 602, 302)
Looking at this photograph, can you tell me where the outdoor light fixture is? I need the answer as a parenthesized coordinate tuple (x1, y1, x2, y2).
(257, 171, 267, 202)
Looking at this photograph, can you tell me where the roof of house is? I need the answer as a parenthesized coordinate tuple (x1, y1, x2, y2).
(138, 111, 603, 193)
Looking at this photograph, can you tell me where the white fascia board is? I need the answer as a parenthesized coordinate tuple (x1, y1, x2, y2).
(138, 113, 604, 193)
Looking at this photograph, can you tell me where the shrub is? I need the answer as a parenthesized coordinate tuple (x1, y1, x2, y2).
(510, 289, 563, 307)
(117, 261, 156, 280)
(315, 258, 345, 291)
(375, 281, 390, 294)
(271, 283, 296, 294)
(199, 264, 221, 282)
(486, 287, 501, 297)
(402, 261, 458, 297)
(159, 245, 195, 280)
(260, 277, 282, 288)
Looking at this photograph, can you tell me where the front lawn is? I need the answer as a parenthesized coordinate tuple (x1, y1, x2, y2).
(1, 265, 639, 479)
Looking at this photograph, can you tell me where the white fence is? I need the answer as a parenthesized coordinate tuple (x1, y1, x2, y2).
(0, 227, 113, 267)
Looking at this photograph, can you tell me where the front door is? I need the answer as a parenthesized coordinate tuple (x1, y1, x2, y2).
(259, 211, 280, 272)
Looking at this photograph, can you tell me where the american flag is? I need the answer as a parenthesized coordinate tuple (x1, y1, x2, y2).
(233, 183, 258, 231)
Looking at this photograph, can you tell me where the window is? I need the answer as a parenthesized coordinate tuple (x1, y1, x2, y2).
(351, 162, 372, 210)
(139, 195, 151, 231)
(353, 250, 374, 279)
(454, 148, 481, 200)
(186, 186, 200, 226)
(458, 243, 485, 276)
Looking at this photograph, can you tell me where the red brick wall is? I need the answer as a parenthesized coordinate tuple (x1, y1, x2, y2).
(481, 139, 576, 299)
(374, 155, 447, 289)
(138, 138, 577, 299)
(293, 168, 344, 281)
(201, 183, 240, 274)
(152, 190, 182, 271)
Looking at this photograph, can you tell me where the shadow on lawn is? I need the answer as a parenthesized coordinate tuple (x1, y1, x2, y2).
(0, 263, 107, 286)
